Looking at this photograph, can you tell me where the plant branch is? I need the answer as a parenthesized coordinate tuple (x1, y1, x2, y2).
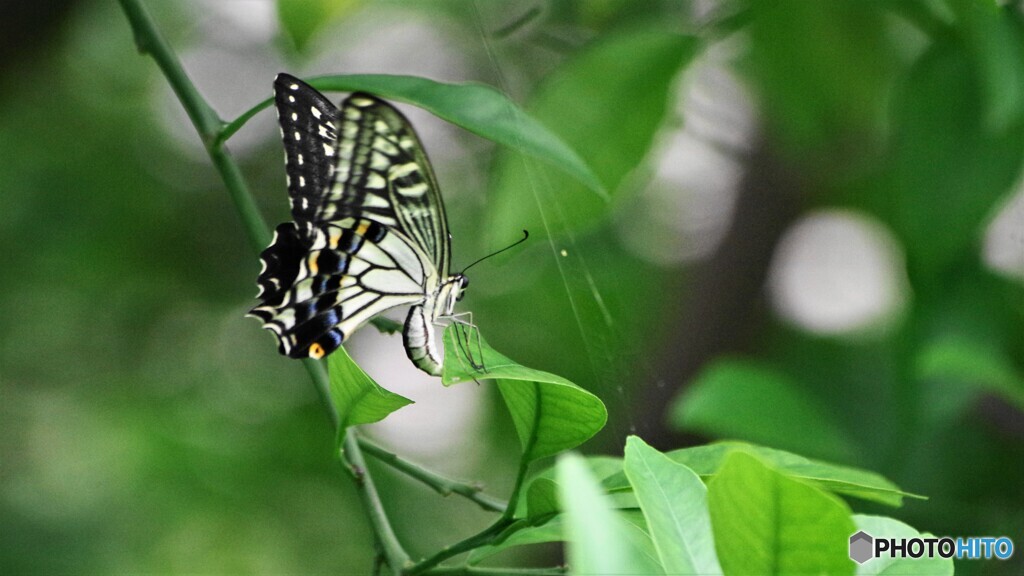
(407, 518, 515, 575)
(117, 2, 408, 572)
(117, 0, 220, 144)
(117, 0, 270, 254)
(501, 384, 543, 521)
(426, 566, 567, 576)
(358, 436, 507, 513)
(346, 430, 412, 574)
(216, 95, 273, 147)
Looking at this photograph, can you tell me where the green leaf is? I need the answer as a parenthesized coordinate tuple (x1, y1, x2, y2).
(746, 0, 894, 155)
(852, 515, 954, 576)
(557, 454, 665, 575)
(623, 436, 722, 575)
(468, 509, 653, 566)
(952, 0, 1024, 131)
(223, 74, 603, 196)
(708, 452, 856, 576)
(917, 336, 1024, 411)
(670, 359, 857, 460)
(877, 36, 1024, 278)
(522, 457, 633, 520)
(327, 347, 412, 447)
(467, 516, 566, 565)
(276, 0, 361, 53)
(486, 26, 699, 243)
(525, 477, 561, 519)
(603, 442, 918, 507)
(442, 325, 607, 463)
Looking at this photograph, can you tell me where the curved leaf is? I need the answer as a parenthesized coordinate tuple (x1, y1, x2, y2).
(277, 0, 361, 53)
(558, 454, 664, 575)
(522, 457, 632, 520)
(603, 442, 918, 507)
(671, 359, 857, 459)
(468, 516, 565, 565)
(853, 515, 954, 576)
(708, 452, 856, 576)
(223, 74, 603, 195)
(468, 509, 654, 566)
(486, 26, 699, 243)
(327, 347, 412, 447)
(442, 325, 607, 462)
(624, 437, 721, 575)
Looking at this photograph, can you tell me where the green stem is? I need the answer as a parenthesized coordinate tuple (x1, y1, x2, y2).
(407, 517, 515, 575)
(117, 0, 220, 143)
(426, 566, 566, 576)
(117, 0, 270, 254)
(118, 5, 528, 575)
(358, 436, 507, 513)
(216, 95, 274, 147)
(501, 460, 530, 522)
(117, 1, 406, 571)
(346, 430, 413, 574)
(300, 357, 338, 430)
(500, 384, 542, 521)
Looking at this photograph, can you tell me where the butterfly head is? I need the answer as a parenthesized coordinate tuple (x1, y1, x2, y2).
(439, 274, 469, 315)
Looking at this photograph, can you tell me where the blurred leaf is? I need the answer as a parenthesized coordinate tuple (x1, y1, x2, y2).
(226, 74, 603, 195)
(746, 0, 893, 155)
(623, 436, 722, 575)
(853, 515, 954, 576)
(952, 0, 1024, 131)
(327, 347, 412, 447)
(603, 442, 917, 507)
(708, 452, 856, 576)
(670, 359, 857, 460)
(879, 36, 1024, 277)
(442, 325, 607, 462)
(486, 25, 699, 243)
(520, 457, 631, 520)
(277, 0, 362, 53)
(468, 509, 653, 566)
(557, 454, 665, 575)
(917, 336, 1024, 411)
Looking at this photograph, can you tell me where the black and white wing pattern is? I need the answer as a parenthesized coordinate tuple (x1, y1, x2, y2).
(249, 74, 466, 375)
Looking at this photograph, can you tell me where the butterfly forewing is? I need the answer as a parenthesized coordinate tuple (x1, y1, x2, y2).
(321, 94, 451, 277)
(251, 75, 460, 367)
(274, 74, 341, 238)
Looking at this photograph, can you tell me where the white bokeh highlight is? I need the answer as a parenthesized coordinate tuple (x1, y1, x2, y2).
(617, 43, 754, 266)
(768, 210, 909, 335)
(983, 187, 1024, 281)
(349, 320, 486, 474)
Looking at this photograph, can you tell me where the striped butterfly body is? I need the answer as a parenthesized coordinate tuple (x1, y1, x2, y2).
(249, 73, 466, 376)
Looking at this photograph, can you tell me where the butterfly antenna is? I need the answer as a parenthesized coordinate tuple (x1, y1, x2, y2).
(461, 230, 529, 273)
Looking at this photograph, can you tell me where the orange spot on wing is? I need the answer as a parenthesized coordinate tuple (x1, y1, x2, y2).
(309, 343, 325, 359)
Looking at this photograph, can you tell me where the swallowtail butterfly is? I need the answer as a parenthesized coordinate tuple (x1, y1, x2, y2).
(248, 73, 467, 376)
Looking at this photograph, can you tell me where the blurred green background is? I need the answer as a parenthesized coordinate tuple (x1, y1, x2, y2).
(2, 0, 1022, 574)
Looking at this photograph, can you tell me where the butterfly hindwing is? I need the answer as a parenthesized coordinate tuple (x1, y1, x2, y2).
(252, 75, 462, 369)
(250, 218, 426, 358)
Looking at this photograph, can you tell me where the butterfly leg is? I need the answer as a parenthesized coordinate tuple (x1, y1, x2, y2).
(448, 311, 487, 374)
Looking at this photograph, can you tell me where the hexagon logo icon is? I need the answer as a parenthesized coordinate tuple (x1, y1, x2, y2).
(849, 530, 874, 564)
